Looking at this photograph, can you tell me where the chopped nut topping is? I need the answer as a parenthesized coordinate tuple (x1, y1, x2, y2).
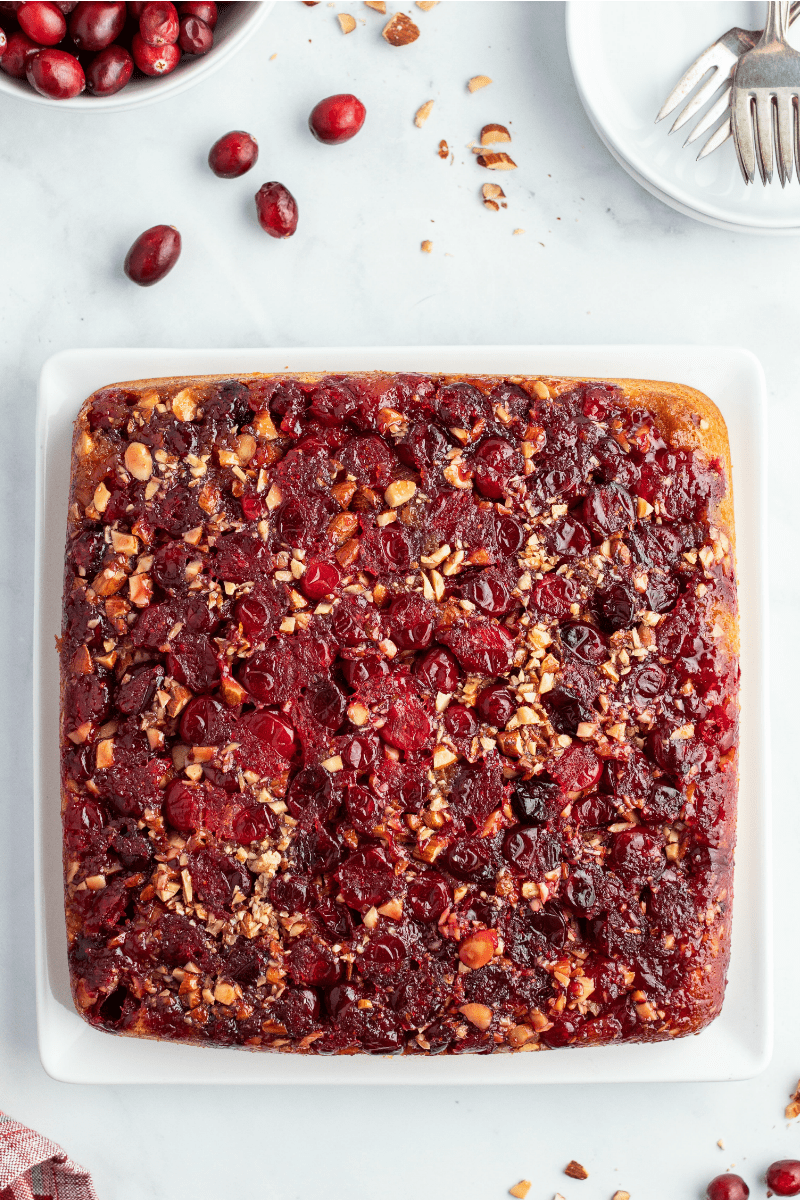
(337, 12, 356, 33)
(508, 1183, 531, 1199)
(384, 479, 417, 507)
(124, 442, 153, 481)
(477, 152, 517, 170)
(564, 1161, 589, 1180)
(421, 240, 433, 253)
(459, 1002, 493, 1031)
(415, 100, 434, 126)
(480, 122, 511, 144)
(468, 74, 492, 91)
(382, 11, 419, 44)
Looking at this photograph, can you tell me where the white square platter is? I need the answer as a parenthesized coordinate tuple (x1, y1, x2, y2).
(34, 345, 770, 1084)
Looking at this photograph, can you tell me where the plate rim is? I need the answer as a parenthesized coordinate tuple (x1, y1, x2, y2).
(34, 345, 772, 1085)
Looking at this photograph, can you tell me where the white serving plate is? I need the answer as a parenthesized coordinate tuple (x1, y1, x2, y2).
(34, 345, 770, 1085)
(567, 1, 800, 234)
(0, 3, 271, 113)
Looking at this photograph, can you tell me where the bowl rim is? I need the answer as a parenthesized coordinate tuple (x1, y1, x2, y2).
(0, 1, 272, 113)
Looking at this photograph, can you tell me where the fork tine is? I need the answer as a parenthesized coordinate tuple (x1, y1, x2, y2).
(669, 69, 725, 133)
(795, 96, 800, 182)
(656, 52, 718, 122)
(697, 116, 733, 159)
(685, 86, 731, 145)
(755, 93, 775, 183)
(776, 93, 794, 184)
(732, 89, 757, 182)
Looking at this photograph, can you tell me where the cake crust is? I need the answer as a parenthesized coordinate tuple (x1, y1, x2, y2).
(60, 372, 738, 1054)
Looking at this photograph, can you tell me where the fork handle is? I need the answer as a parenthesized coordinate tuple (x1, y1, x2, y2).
(762, 0, 790, 43)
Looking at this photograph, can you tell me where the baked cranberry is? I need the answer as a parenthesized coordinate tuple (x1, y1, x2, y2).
(495, 514, 525, 555)
(705, 1176, 749, 1200)
(476, 684, 516, 727)
(442, 702, 477, 739)
(560, 620, 607, 663)
(628, 662, 666, 709)
(416, 646, 459, 693)
(124, 225, 181, 286)
(473, 436, 521, 499)
(388, 593, 435, 650)
(307, 677, 347, 728)
(0, 28, 7, 59)
(362, 932, 406, 971)
(337, 845, 394, 911)
(232, 803, 271, 844)
(69, 1, 125, 50)
(565, 868, 597, 912)
(289, 937, 340, 986)
(381, 695, 433, 752)
(163, 781, 204, 832)
(582, 483, 635, 538)
(86, 43, 132, 94)
(341, 733, 381, 773)
(131, 32, 180, 73)
(1, 30, 40, 77)
(178, 0, 216, 26)
(178, 12, 211, 52)
(345, 784, 378, 835)
(275, 987, 319, 1037)
(242, 710, 295, 758)
(459, 573, 511, 616)
(766, 1160, 800, 1195)
(235, 593, 278, 639)
(611, 827, 662, 882)
(167, 633, 219, 692)
(308, 93, 366, 144)
(255, 182, 298, 239)
(179, 696, 228, 745)
(269, 873, 312, 912)
(543, 685, 593, 735)
(27, 47, 85, 97)
(339, 655, 388, 689)
(299, 557, 338, 601)
(596, 582, 639, 632)
(138, 1, 178, 44)
(18, 2, 65, 45)
(548, 743, 602, 792)
(545, 515, 591, 559)
(445, 838, 491, 880)
(406, 873, 449, 921)
(208, 129, 259, 178)
(512, 776, 562, 824)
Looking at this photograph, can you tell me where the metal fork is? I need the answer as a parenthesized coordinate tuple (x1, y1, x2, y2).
(656, 3, 800, 160)
(731, 0, 800, 184)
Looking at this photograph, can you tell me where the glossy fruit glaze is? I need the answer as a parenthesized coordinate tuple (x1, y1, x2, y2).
(61, 372, 738, 1054)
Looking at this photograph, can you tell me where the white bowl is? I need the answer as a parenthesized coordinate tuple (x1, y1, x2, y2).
(0, 2, 271, 112)
(34, 345, 771, 1085)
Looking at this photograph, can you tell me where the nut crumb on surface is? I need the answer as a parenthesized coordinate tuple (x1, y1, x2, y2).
(564, 1160, 589, 1180)
(364, 0, 385, 9)
(787, 1080, 800, 1119)
(611, 1192, 631, 1200)
(337, 12, 356, 32)
(513, 228, 525, 235)
(468, 74, 492, 91)
(508, 1183, 531, 1199)
(416, 0, 438, 8)
(480, 122, 511, 144)
(717, 1138, 725, 1149)
(477, 152, 517, 170)
(382, 11, 419, 43)
(421, 239, 433, 253)
(415, 99, 434, 126)
(438, 139, 449, 159)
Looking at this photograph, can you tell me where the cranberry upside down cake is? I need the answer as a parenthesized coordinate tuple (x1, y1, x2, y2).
(60, 371, 738, 1054)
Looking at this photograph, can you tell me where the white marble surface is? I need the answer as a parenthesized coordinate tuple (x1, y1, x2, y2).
(1, 2, 798, 1197)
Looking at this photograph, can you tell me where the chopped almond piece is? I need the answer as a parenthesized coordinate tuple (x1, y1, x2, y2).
(512, 227, 525, 235)
(421, 239, 433, 253)
(364, 0, 385, 9)
(564, 1161, 589, 1180)
(415, 99, 434, 126)
(477, 152, 517, 170)
(416, 0, 437, 8)
(337, 12, 356, 32)
(468, 74, 492, 92)
(483, 182, 505, 200)
(458, 1002, 492, 1031)
(480, 122, 511, 144)
(508, 1184, 531, 1200)
(382, 11, 419, 44)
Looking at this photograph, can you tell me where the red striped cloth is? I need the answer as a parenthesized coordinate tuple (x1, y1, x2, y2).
(0, 1113, 98, 1200)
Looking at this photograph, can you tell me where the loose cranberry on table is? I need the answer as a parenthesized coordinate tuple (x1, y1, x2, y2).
(124, 224, 181, 286)
(17, 2, 66, 45)
(706, 1175, 749, 1200)
(26, 46, 84, 97)
(208, 129, 258, 178)
(308, 92, 366, 144)
(68, 1, 125, 50)
(0, 27, 7, 58)
(131, 30, 179, 74)
(138, 0, 178, 44)
(255, 181, 298, 238)
(177, 12, 211, 53)
(766, 1161, 800, 1196)
(1, 29, 40, 77)
(86, 42, 132, 94)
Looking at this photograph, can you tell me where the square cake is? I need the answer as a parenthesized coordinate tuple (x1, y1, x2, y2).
(59, 371, 739, 1054)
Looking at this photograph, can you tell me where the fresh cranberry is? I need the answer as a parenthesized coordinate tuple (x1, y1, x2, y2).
(0, 29, 7, 59)
(476, 684, 516, 727)
(208, 130, 258, 179)
(179, 696, 228, 745)
(242, 710, 295, 758)
(138, 1, 178, 44)
(406, 873, 449, 921)
(86, 43, 132, 94)
(26, 47, 85, 97)
(131, 32, 180, 74)
(308, 92, 366, 144)
(302, 558, 340, 600)
(18, 2, 66, 45)
(705, 1175, 749, 1200)
(1, 30, 40, 78)
(178, 0, 216, 26)
(68, 1, 125, 50)
(548, 743, 602, 792)
(766, 1161, 800, 1196)
(560, 619, 607, 663)
(124, 225, 181, 286)
(442, 702, 477, 739)
(255, 182, 298, 238)
(388, 593, 436, 650)
(380, 695, 433, 752)
(416, 646, 459, 693)
(163, 780, 204, 831)
(178, 12, 210, 52)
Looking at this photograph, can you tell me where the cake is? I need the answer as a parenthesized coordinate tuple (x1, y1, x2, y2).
(59, 371, 739, 1054)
